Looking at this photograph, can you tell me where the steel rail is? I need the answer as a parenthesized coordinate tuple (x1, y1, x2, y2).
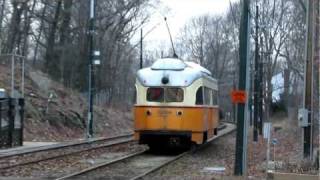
(57, 123, 236, 180)
(0, 134, 134, 170)
(0, 133, 133, 159)
(56, 150, 184, 180)
(130, 151, 189, 180)
(132, 123, 236, 180)
(56, 150, 147, 180)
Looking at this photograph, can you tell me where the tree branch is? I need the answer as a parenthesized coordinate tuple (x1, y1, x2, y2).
(298, 0, 306, 13)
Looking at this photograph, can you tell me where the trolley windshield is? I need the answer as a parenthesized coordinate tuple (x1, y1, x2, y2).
(147, 88, 183, 102)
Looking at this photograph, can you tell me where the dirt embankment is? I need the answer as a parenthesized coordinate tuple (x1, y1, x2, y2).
(0, 64, 133, 142)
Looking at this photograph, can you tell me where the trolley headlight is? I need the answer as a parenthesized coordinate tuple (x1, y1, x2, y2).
(161, 77, 169, 84)
(146, 110, 152, 116)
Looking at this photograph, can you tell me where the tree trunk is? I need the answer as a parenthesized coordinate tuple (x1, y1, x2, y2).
(0, 0, 6, 49)
(45, 0, 62, 78)
(21, 0, 36, 56)
(33, 0, 48, 65)
(283, 68, 290, 108)
(59, 0, 73, 85)
(3, 1, 25, 54)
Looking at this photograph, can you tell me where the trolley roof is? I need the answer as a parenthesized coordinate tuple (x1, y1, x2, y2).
(137, 58, 216, 87)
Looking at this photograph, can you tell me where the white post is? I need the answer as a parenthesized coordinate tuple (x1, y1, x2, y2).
(21, 58, 24, 97)
(90, 0, 94, 19)
(273, 143, 276, 170)
(264, 122, 272, 172)
(11, 54, 15, 97)
(267, 133, 270, 171)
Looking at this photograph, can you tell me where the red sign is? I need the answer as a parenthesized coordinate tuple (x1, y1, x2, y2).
(231, 90, 247, 104)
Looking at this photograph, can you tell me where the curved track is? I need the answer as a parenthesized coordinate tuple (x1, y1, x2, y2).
(58, 123, 236, 180)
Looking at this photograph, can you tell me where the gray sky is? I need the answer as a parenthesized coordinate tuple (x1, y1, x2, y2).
(133, 0, 239, 51)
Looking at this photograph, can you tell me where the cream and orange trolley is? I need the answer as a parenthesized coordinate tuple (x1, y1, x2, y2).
(134, 58, 219, 149)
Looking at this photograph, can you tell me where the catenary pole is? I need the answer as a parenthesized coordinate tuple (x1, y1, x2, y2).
(315, 0, 320, 172)
(258, 37, 264, 136)
(312, 0, 320, 163)
(87, 0, 95, 138)
(253, 5, 259, 142)
(303, 0, 313, 158)
(234, 0, 250, 176)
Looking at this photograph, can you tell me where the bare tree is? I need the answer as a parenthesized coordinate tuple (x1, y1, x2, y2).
(176, 9, 240, 114)
(3, 0, 28, 54)
(256, 0, 295, 117)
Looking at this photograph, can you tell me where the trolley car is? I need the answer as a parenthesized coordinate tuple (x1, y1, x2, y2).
(134, 58, 219, 149)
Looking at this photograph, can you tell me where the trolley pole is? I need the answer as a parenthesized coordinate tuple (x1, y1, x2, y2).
(87, 0, 95, 139)
(234, 0, 250, 176)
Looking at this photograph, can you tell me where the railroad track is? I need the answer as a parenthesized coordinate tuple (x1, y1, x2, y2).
(0, 123, 235, 179)
(0, 134, 134, 170)
(57, 149, 188, 180)
(57, 123, 236, 180)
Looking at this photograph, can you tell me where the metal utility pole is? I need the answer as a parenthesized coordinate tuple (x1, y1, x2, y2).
(234, 0, 250, 176)
(311, 0, 320, 161)
(303, 0, 314, 158)
(140, 29, 143, 69)
(87, 0, 95, 139)
(258, 71, 263, 134)
(258, 37, 264, 136)
(314, 0, 320, 169)
(249, 53, 254, 127)
(253, 5, 259, 142)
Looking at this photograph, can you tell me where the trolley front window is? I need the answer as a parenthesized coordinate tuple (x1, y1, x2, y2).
(146, 88, 184, 102)
(166, 88, 184, 102)
(147, 88, 164, 102)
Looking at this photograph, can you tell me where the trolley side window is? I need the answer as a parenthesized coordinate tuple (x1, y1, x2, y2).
(212, 90, 218, 105)
(147, 88, 164, 102)
(166, 88, 184, 102)
(133, 86, 137, 104)
(196, 87, 204, 105)
(204, 87, 212, 105)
